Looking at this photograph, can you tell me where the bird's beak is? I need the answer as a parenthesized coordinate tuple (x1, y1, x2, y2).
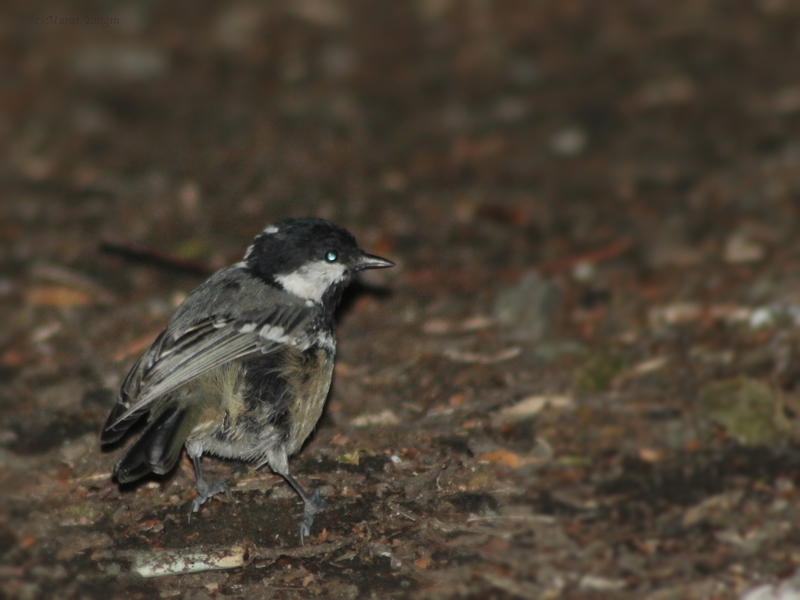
(356, 252, 395, 271)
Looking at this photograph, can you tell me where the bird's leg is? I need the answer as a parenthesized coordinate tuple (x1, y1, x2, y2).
(283, 473, 327, 545)
(188, 454, 232, 521)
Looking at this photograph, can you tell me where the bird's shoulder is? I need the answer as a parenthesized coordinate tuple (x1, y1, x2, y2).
(164, 265, 325, 342)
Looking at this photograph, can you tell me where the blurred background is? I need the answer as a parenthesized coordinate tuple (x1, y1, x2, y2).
(5, 1, 800, 598)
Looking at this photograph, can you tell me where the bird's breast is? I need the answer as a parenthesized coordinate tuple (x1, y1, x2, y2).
(284, 346, 334, 454)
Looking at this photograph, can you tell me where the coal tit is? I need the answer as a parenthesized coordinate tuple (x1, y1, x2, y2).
(101, 218, 394, 542)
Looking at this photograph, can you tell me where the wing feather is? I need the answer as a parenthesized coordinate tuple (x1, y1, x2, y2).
(104, 302, 315, 432)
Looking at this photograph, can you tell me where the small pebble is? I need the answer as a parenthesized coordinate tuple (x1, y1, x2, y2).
(551, 126, 587, 157)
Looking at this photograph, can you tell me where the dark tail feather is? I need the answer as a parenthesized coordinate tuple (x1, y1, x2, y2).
(100, 401, 143, 445)
(101, 353, 149, 445)
(113, 406, 187, 483)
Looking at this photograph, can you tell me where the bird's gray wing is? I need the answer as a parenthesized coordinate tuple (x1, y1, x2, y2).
(104, 302, 315, 433)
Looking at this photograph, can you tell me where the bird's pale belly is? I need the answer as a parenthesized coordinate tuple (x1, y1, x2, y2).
(284, 348, 334, 455)
(190, 346, 334, 463)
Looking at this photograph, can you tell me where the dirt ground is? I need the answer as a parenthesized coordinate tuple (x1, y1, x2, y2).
(5, 1, 800, 598)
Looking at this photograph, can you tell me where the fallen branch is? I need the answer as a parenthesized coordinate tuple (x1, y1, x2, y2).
(120, 535, 360, 578)
(100, 239, 214, 276)
(129, 545, 251, 578)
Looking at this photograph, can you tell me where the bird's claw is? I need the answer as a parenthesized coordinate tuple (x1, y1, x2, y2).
(299, 488, 327, 545)
(187, 479, 231, 523)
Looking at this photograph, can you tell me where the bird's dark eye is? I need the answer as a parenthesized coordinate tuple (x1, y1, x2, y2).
(325, 250, 338, 263)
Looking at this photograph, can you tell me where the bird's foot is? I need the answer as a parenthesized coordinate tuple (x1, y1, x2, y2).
(299, 488, 327, 545)
(188, 479, 232, 522)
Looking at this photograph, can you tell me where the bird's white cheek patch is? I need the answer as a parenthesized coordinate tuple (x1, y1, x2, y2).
(275, 261, 346, 302)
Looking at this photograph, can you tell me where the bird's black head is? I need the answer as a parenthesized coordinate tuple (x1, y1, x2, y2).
(244, 218, 394, 306)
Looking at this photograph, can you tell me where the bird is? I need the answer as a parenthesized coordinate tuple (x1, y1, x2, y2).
(100, 217, 394, 542)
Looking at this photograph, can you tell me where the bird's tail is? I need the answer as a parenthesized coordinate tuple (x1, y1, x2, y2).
(113, 406, 189, 483)
(100, 353, 148, 446)
(100, 400, 142, 445)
